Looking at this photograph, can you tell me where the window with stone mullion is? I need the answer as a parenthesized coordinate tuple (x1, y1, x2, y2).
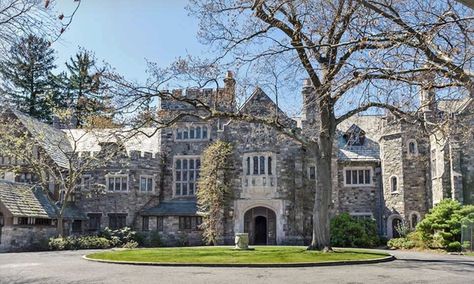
(175, 157, 200, 196)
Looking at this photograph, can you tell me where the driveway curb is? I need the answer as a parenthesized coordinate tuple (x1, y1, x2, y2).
(82, 254, 396, 268)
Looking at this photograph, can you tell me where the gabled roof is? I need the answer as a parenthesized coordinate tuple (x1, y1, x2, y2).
(0, 180, 57, 219)
(336, 115, 383, 162)
(12, 110, 73, 169)
(141, 201, 198, 216)
(239, 87, 296, 128)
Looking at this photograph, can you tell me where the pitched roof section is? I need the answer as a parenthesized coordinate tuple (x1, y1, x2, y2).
(141, 201, 198, 216)
(438, 98, 473, 114)
(65, 128, 161, 156)
(62, 202, 88, 220)
(336, 115, 383, 162)
(240, 87, 297, 128)
(12, 110, 73, 169)
(0, 181, 57, 218)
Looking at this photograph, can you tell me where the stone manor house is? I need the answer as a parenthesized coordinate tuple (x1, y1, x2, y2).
(0, 73, 473, 251)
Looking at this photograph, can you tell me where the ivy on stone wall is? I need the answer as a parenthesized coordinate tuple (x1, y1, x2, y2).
(197, 140, 233, 245)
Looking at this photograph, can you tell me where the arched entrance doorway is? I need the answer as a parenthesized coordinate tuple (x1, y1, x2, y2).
(392, 218, 402, 238)
(244, 207, 276, 245)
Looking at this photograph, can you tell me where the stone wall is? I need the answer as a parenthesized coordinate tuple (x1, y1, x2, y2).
(77, 153, 162, 232)
(0, 225, 56, 252)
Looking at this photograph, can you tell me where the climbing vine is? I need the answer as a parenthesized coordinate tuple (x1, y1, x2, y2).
(197, 140, 234, 245)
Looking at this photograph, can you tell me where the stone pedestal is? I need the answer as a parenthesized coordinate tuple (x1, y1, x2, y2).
(234, 233, 249, 249)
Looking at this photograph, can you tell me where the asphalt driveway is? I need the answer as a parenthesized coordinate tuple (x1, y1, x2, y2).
(0, 249, 472, 284)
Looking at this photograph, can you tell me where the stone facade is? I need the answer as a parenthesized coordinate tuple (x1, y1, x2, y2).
(2, 75, 474, 247)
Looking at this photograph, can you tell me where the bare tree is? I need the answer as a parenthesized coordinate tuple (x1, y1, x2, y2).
(0, 0, 81, 60)
(105, 0, 473, 251)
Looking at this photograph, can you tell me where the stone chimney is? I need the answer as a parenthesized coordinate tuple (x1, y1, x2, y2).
(221, 70, 236, 111)
(301, 78, 317, 122)
(301, 78, 320, 138)
(419, 69, 437, 122)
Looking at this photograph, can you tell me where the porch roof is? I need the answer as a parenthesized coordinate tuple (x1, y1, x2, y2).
(141, 201, 198, 216)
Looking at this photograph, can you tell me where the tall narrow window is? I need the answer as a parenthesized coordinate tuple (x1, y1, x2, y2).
(268, 157, 272, 175)
(411, 214, 419, 229)
(246, 157, 251, 175)
(309, 166, 316, 180)
(259, 156, 265, 174)
(176, 129, 182, 140)
(142, 216, 149, 231)
(408, 140, 418, 156)
(253, 156, 258, 175)
(190, 127, 195, 139)
(391, 176, 398, 192)
(202, 126, 208, 138)
(196, 126, 201, 139)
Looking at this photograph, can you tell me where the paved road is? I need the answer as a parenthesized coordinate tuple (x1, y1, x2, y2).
(0, 249, 473, 284)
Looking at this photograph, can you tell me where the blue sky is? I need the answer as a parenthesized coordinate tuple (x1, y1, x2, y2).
(54, 0, 205, 83)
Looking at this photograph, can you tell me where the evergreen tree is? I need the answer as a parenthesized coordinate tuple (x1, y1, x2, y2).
(64, 49, 113, 126)
(0, 34, 58, 121)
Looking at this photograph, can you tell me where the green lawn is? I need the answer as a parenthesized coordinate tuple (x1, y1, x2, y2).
(86, 246, 389, 264)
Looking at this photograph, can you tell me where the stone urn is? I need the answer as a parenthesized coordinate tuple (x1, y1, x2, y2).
(234, 233, 249, 250)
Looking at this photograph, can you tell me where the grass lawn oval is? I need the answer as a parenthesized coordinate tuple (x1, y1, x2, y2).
(85, 246, 394, 267)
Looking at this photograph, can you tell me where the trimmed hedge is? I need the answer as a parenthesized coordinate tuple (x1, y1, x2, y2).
(49, 236, 111, 250)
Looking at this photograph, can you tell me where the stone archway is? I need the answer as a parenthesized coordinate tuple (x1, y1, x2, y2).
(244, 207, 276, 245)
(387, 214, 403, 239)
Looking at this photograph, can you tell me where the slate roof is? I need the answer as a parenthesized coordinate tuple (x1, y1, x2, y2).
(336, 115, 383, 162)
(62, 202, 88, 220)
(240, 87, 297, 128)
(12, 110, 73, 169)
(0, 180, 57, 218)
(438, 98, 472, 114)
(65, 128, 161, 156)
(141, 201, 198, 216)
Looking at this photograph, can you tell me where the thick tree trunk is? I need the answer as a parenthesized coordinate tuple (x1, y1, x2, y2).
(57, 216, 64, 237)
(307, 104, 335, 251)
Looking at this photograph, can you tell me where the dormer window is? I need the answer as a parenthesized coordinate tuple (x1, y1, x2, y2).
(343, 124, 366, 146)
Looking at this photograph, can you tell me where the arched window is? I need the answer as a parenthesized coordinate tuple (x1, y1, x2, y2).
(390, 176, 398, 193)
(259, 156, 265, 174)
(246, 157, 251, 175)
(410, 212, 420, 229)
(407, 140, 418, 156)
(267, 157, 272, 175)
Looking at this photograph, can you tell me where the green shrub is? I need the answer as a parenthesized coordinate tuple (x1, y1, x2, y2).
(149, 231, 162, 247)
(417, 199, 474, 250)
(122, 241, 139, 249)
(387, 237, 415, 249)
(99, 227, 138, 247)
(49, 236, 111, 251)
(330, 213, 379, 248)
(447, 241, 462, 252)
